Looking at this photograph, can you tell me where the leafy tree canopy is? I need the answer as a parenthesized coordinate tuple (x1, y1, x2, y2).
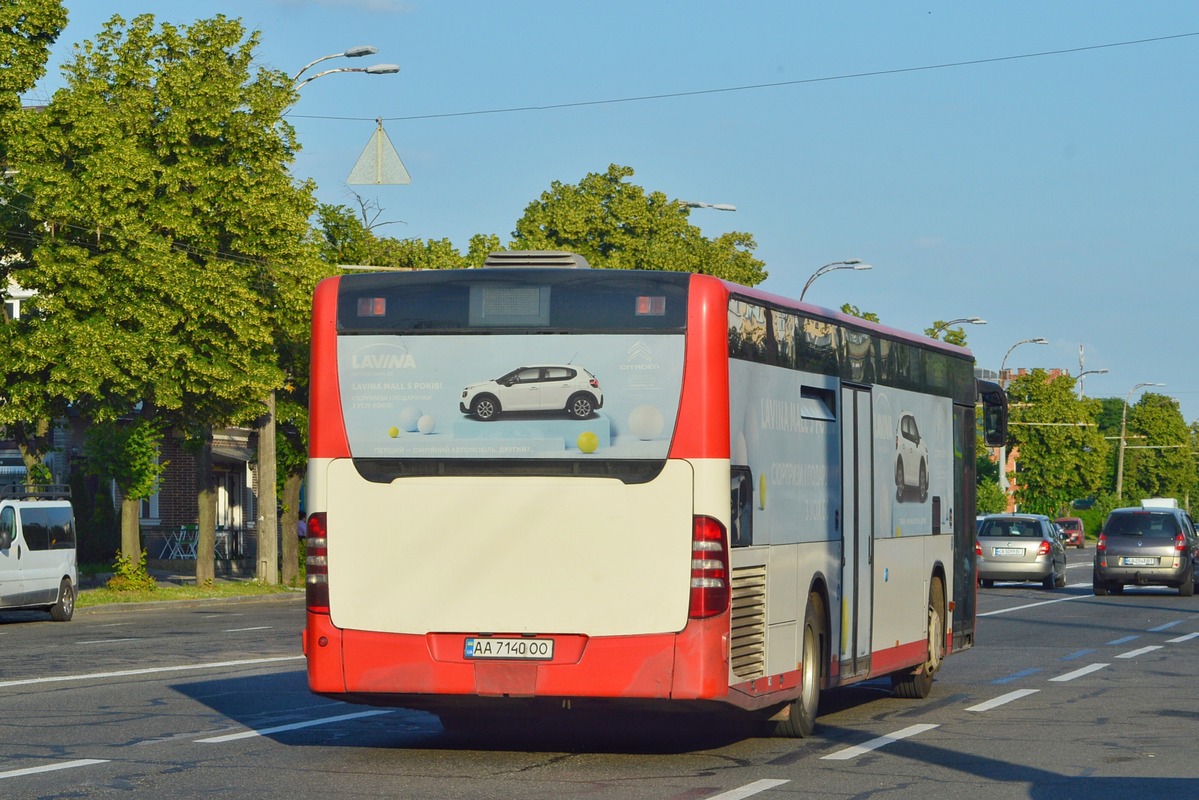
(0, 0, 67, 115)
(0, 13, 321, 429)
(511, 164, 767, 285)
(1006, 369, 1108, 516)
(1121, 393, 1194, 503)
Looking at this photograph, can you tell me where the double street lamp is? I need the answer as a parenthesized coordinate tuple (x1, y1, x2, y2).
(799, 259, 873, 302)
(1115, 381, 1165, 500)
(292, 45, 400, 90)
(997, 337, 1048, 496)
(678, 200, 737, 212)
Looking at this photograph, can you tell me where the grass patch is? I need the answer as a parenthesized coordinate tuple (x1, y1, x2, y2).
(78, 580, 300, 608)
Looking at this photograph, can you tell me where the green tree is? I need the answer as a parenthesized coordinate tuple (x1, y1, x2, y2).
(0, 1, 68, 480)
(924, 321, 971, 348)
(1006, 369, 1108, 515)
(512, 164, 767, 285)
(83, 418, 166, 561)
(840, 304, 879, 323)
(1119, 393, 1194, 503)
(0, 14, 321, 584)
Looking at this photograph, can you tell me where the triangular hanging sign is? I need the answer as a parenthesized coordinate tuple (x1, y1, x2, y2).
(347, 118, 411, 185)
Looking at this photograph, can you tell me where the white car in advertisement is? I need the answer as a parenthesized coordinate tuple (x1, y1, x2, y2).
(895, 411, 929, 502)
(460, 365, 603, 421)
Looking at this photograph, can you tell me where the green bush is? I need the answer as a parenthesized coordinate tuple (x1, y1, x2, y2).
(106, 549, 158, 592)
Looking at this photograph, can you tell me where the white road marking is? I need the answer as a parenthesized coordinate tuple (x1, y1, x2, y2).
(1049, 663, 1109, 682)
(0, 656, 304, 688)
(1167, 632, 1199, 644)
(821, 724, 939, 761)
(1117, 645, 1163, 659)
(0, 759, 108, 780)
(704, 779, 790, 799)
(966, 689, 1040, 712)
(195, 709, 394, 742)
(224, 626, 272, 632)
(977, 592, 1089, 617)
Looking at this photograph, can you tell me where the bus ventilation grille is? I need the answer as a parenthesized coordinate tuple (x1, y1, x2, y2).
(730, 564, 767, 681)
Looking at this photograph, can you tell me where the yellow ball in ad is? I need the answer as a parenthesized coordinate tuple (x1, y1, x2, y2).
(387, 426, 399, 438)
(577, 431, 599, 454)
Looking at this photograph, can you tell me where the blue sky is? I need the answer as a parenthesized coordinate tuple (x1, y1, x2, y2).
(29, 2, 1199, 424)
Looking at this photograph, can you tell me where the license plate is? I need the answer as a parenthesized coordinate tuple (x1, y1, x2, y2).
(993, 547, 1023, 556)
(1121, 557, 1157, 567)
(464, 637, 554, 660)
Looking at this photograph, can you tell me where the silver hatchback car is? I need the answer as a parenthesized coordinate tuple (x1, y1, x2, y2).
(976, 514, 1067, 589)
(1093, 507, 1199, 596)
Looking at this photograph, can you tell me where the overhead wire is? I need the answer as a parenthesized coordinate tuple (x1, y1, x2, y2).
(287, 32, 1199, 123)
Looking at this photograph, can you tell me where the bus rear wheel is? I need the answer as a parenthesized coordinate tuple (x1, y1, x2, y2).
(891, 577, 944, 699)
(774, 592, 825, 738)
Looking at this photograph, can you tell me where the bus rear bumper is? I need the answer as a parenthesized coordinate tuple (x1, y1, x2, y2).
(304, 611, 732, 705)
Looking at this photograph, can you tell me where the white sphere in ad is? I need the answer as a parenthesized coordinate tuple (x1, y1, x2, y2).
(417, 414, 436, 435)
(397, 406, 422, 432)
(628, 405, 665, 440)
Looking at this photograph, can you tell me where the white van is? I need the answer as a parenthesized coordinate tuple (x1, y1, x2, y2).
(0, 485, 78, 621)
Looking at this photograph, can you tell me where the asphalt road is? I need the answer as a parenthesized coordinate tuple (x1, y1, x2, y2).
(2, 550, 1197, 799)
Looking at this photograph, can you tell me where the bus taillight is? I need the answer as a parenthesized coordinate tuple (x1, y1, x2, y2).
(305, 512, 330, 613)
(689, 516, 730, 619)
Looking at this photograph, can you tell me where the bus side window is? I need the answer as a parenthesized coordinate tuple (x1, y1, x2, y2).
(731, 468, 753, 547)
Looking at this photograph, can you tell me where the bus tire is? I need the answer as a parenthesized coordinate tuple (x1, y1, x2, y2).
(470, 395, 500, 420)
(774, 592, 824, 738)
(891, 577, 944, 699)
(566, 393, 595, 419)
(50, 577, 75, 622)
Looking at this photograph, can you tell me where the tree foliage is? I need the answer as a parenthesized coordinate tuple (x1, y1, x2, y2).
(1006, 369, 1108, 516)
(0, 0, 67, 115)
(1, 13, 317, 429)
(1120, 393, 1194, 503)
(511, 164, 767, 285)
(1, 13, 324, 582)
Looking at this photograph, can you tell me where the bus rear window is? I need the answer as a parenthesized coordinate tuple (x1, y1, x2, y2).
(335, 269, 690, 334)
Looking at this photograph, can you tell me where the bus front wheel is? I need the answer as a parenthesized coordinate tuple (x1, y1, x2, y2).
(774, 592, 825, 738)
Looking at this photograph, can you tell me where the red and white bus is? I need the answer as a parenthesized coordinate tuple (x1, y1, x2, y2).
(303, 252, 1007, 735)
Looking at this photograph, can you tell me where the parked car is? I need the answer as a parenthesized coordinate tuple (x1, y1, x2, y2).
(0, 484, 77, 621)
(976, 513, 1067, 589)
(1055, 516, 1086, 548)
(1093, 506, 1199, 596)
(460, 365, 603, 421)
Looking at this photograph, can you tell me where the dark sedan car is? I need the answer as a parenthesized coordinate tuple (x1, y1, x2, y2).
(1093, 506, 1199, 596)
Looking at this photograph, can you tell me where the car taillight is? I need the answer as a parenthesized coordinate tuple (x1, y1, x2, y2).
(305, 512, 329, 613)
(1096, 533, 1106, 553)
(1175, 534, 1187, 552)
(689, 516, 729, 619)
(1037, 540, 1051, 556)
(589, 377, 599, 388)
(974, 541, 982, 556)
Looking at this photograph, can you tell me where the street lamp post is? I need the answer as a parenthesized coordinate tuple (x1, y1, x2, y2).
(678, 200, 737, 211)
(256, 46, 399, 587)
(1115, 381, 1165, 500)
(1076, 368, 1109, 399)
(930, 317, 986, 338)
(799, 260, 872, 302)
(996, 337, 1049, 500)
